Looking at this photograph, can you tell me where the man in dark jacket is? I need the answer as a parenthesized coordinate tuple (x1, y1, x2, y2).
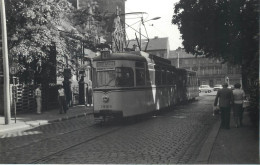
(214, 83, 234, 129)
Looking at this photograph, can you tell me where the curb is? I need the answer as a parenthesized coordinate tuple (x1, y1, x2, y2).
(195, 118, 221, 163)
(0, 124, 32, 134)
(0, 112, 93, 134)
(49, 112, 93, 123)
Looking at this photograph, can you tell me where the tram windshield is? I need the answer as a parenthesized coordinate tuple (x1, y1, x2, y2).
(96, 67, 134, 87)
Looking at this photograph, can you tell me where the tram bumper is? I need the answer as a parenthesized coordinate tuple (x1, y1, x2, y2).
(94, 110, 123, 118)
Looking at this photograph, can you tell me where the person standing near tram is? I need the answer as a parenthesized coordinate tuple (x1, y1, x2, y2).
(35, 84, 42, 114)
(58, 85, 67, 114)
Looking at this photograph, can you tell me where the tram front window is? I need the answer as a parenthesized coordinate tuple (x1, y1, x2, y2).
(97, 70, 116, 87)
(116, 67, 134, 87)
(96, 67, 134, 87)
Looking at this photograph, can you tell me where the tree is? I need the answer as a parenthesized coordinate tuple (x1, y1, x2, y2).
(71, 0, 113, 51)
(5, 0, 76, 84)
(6, 0, 74, 60)
(6, 0, 114, 85)
(172, 0, 258, 126)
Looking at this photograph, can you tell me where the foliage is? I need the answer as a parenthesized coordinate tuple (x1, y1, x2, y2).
(172, 0, 258, 64)
(71, 0, 113, 51)
(172, 0, 259, 126)
(5, 0, 112, 84)
(6, 0, 74, 62)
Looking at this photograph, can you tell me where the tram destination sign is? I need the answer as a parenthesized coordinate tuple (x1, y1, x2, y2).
(96, 61, 115, 68)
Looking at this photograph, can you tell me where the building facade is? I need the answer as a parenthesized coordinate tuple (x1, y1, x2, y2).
(168, 48, 242, 87)
(127, 37, 170, 59)
(62, 0, 127, 104)
(68, 0, 126, 52)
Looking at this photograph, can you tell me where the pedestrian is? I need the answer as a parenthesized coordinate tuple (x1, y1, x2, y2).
(232, 83, 245, 127)
(63, 80, 72, 108)
(214, 83, 233, 129)
(85, 83, 89, 107)
(58, 85, 67, 114)
(88, 86, 93, 106)
(35, 84, 42, 114)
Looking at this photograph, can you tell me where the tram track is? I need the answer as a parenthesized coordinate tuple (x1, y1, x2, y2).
(1, 110, 170, 156)
(28, 116, 169, 164)
(0, 116, 96, 152)
(0, 96, 217, 164)
(0, 117, 125, 164)
(30, 126, 123, 164)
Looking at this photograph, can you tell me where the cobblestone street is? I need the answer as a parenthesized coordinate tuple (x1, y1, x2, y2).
(0, 95, 218, 164)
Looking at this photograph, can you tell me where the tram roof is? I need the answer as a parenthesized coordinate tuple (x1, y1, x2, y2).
(93, 51, 147, 62)
(175, 68, 197, 76)
(93, 51, 172, 66)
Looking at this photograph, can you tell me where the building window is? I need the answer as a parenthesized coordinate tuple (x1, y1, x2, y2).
(228, 66, 233, 74)
(161, 53, 164, 58)
(216, 79, 221, 84)
(192, 66, 198, 71)
(235, 66, 241, 74)
(215, 66, 221, 74)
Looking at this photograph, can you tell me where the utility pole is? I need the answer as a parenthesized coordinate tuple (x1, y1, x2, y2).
(139, 17, 142, 51)
(1, 0, 11, 124)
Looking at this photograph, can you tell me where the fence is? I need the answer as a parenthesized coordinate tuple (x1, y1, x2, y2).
(13, 85, 36, 114)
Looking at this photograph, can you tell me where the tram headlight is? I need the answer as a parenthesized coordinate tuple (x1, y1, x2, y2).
(102, 95, 109, 103)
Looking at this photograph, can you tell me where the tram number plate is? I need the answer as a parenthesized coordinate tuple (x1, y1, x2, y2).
(101, 105, 112, 109)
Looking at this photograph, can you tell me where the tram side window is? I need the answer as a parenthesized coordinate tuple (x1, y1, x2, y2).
(149, 70, 155, 85)
(136, 68, 145, 86)
(146, 69, 152, 86)
(187, 74, 191, 86)
(167, 71, 173, 85)
(162, 69, 167, 85)
(116, 67, 134, 87)
(172, 73, 177, 87)
(155, 69, 161, 85)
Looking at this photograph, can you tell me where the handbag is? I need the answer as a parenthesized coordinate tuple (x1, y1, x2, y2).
(212, 105, 220, 116)
(243, 100, 250, 108)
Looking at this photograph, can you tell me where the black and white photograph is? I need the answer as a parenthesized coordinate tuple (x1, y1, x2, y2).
(0, 0, 258, 164)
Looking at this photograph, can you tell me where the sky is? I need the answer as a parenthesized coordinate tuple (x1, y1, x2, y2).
(125, 0, 182, 50)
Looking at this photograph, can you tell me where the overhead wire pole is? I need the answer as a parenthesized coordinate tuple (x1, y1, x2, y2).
(142, 18, 149, 51)
(140, 17, 143, 50)
(0, 0, 11, 124)
(124, 18, 161, 41)
(122, 12, 160, 52)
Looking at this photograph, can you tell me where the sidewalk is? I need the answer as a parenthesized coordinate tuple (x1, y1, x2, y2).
(0, 105, 93, 134)
(197, 111, 259, 164)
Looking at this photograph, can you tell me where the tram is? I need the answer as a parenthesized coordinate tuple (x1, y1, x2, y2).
(92, 51, 198, 121)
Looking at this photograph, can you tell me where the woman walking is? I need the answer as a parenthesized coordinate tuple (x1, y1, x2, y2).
(232, 83, 245, 127)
